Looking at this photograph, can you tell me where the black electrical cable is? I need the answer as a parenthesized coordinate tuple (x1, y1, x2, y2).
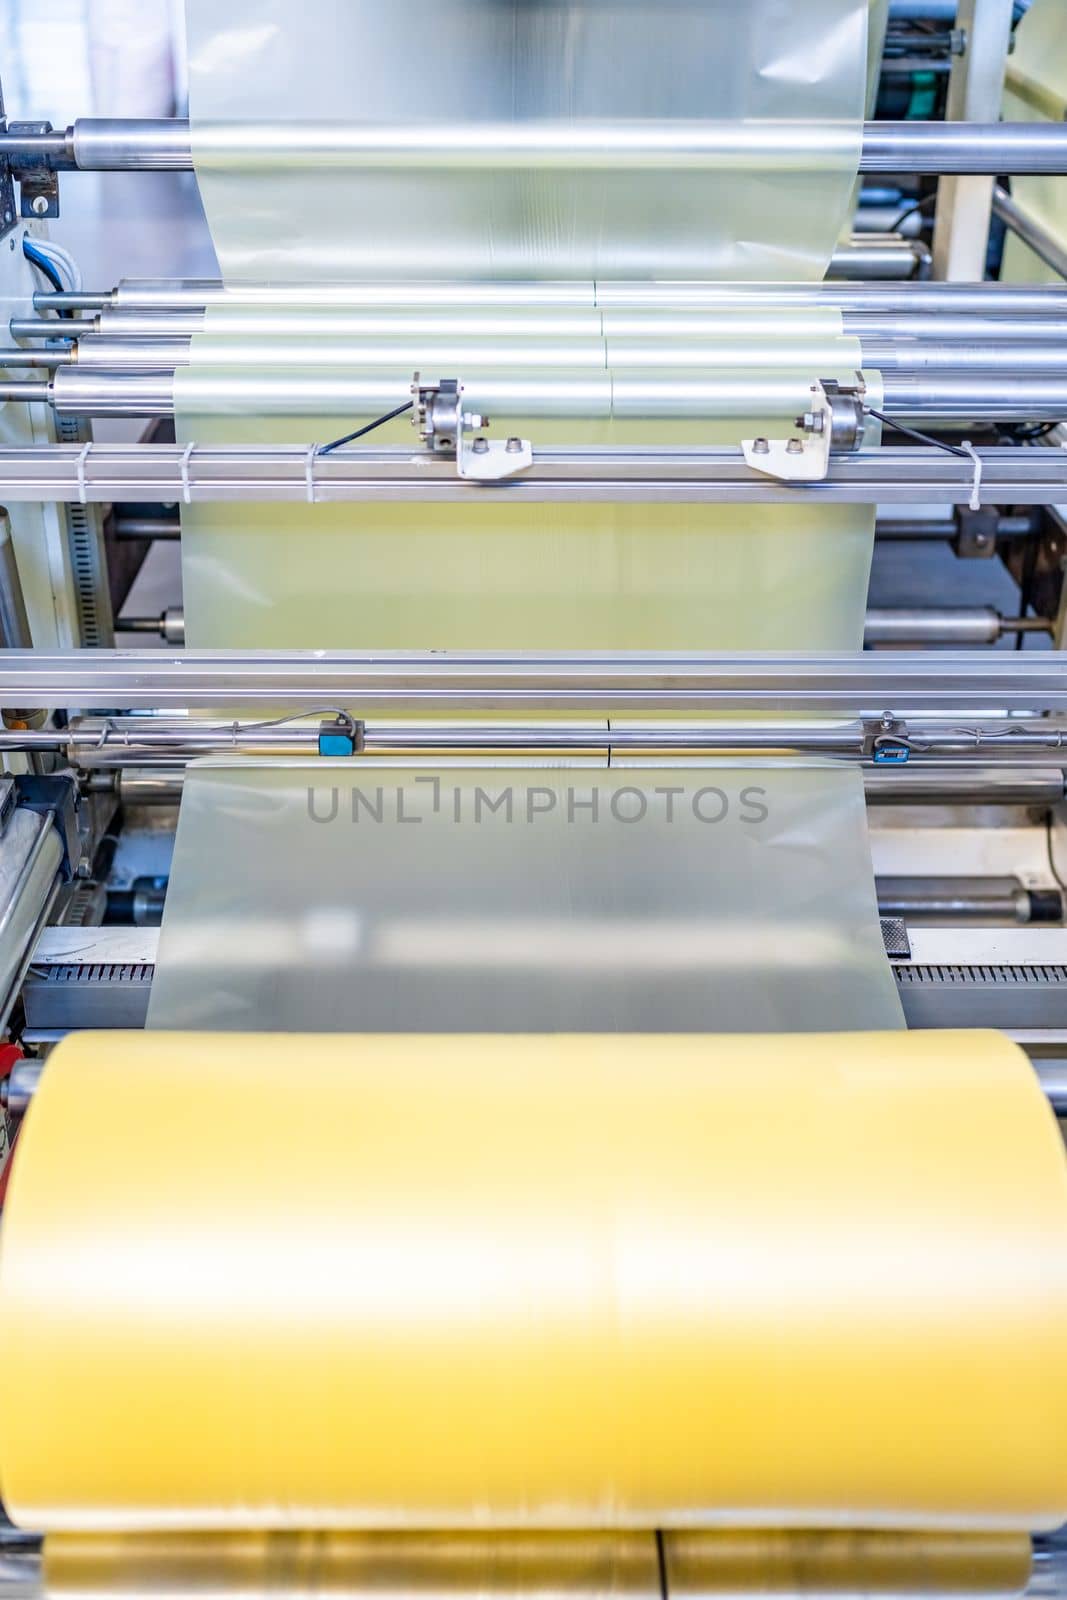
(885, 192, 938, 233)
(864, 405, 972, 459)
(320, 400, 414, 455)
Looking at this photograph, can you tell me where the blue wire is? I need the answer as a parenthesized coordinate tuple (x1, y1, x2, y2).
(22, 238, 64, 296)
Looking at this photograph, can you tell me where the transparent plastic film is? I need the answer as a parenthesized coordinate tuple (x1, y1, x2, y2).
(184, 0, 870, 283)
(35, 1532, 1032, 1600)
(190, 306, 851, 341)
(146, 762, 902, 1033)
(2, 1028, 1066, 1530)
(174, 364, 877, 652)
(1001, 0, 1067, 285)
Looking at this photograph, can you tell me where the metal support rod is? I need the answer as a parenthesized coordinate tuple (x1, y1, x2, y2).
(3, 368, 1067, 422)
(1, 119, 1067, 173)
(34, 281, 1067, 316)
(0, 649, 1064, 714)
(875, 875, 1063, 926)
(31, 333, 1067, 374)
(106, 516, 1036, 545)
(113, 516, 179, 541)
(128, 606, 1056, 651)
(0, 443, 1064, 507)
(992, 184, 1067, 281)
(865, 607, 1052, 645)
(20, 310, 1067, 343)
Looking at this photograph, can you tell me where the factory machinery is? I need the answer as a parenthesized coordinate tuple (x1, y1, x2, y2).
(2, 2, 1067, 1591)
(0, 22, 1066, 1079)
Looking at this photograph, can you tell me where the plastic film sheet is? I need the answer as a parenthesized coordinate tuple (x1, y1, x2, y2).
(175, 307, 852, 340)
(185, 0, 870, 283)
(146, 762, 902, 1033)
(32, 1533, 1033, 1600)
(174, 365, 880, 651)
(1001, 0, 1067, 285)
(2, 1028, 1066, 1531)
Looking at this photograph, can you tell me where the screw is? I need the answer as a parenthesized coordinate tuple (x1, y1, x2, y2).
(505, 436, 523, 453)
(786, 437, 804, 455)
(30, 196, 49, 216)
(752, 437, 770, 454)
(472, 436, 489, 454)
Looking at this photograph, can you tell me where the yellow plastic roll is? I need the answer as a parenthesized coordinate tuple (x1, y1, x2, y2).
(2, 1029, 1066, 1533)
(663, 1533, 1033, 1599)
(42, 1532, 660, 1600)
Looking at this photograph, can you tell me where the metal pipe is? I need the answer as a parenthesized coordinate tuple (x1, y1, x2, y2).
(875, 875, 1063, 925)
(992, 184, 1067, 281)
(0, 347, 72, 368)
(106, 765, 1067, 807)
(131, 605, 1054, 651)
(120, 608, 184, 645)
(36, 281, 1067, 317)
(1, 119, 1065, 174)
(109, 515, 1031, 547)
(863, 766, 1065, 804)
(16, 366, 1067, 422)
(875, 514, 1034, 539)
(0, 649, 1064, 714)
(52, 331, 1067, 375)
(113, 516, 179, 541)
(23, 309, 1067, 344)
(865, 607, 1052, 646)
(0, 1059, 43, 1115)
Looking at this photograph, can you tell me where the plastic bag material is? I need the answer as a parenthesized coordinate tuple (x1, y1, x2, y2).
(147, 761, 903, 1034)
(185, 0, 871, 284)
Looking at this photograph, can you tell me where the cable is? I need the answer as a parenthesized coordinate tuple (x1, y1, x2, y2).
(863, 405, 971, 459)
(886, 192, 937, 234)
(320, 400, 414, 455)
(21, 240, 63, 296)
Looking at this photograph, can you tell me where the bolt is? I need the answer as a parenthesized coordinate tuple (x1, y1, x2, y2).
(472, 436, 489, 454)
(30, 196, 49, 216)
(505, 436, 523, 454)
(786, 437, 804, 455)
(752, 437, 770, 454)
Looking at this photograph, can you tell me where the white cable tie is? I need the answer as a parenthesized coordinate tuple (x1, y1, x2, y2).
(180, 441, 196, 505)
(959, 439, 983, 512)
(75, 441, 92, 506)
(305, 444, 320, 505)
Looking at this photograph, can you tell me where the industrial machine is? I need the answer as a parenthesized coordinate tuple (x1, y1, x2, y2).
(2, 0, 1067, 1588)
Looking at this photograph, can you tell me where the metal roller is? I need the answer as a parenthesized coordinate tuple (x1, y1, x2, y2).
(3, 118, 1067, 174)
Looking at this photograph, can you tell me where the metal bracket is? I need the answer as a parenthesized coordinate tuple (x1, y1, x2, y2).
(742, 377, 867, 483)
(863, 714, 912, 765)
(9, 123, 60, 220)
(411, 373, 532, 482)
(0, 75, 17, 240)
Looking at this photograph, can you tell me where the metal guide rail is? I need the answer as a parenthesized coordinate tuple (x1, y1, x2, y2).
(7, 713, 1067, 766)
(1, 650, 1066, 715)
(0, 444, 1065, 506)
